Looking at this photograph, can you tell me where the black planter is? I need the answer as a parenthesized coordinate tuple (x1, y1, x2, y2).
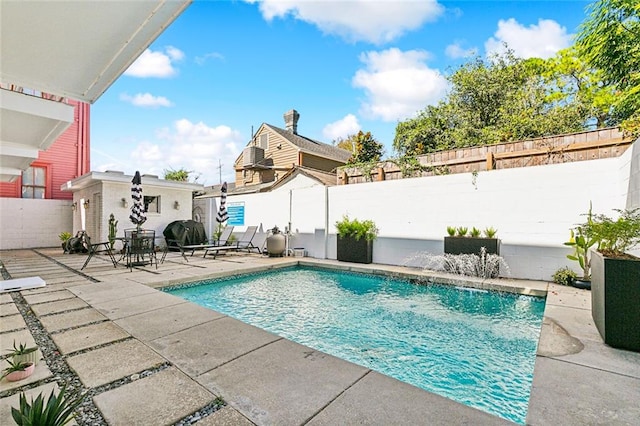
(444, 237, 500, 256)
(572, 279, 591, 290)
(591, 250, 640, 352)
(337, 236, 373, 264)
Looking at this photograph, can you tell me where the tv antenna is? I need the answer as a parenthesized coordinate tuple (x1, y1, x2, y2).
(216, 159, 223, 184)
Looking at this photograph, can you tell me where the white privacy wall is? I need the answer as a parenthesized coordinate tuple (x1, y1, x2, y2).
(0, 199, 72, 249)
(215, 138, 638, 281)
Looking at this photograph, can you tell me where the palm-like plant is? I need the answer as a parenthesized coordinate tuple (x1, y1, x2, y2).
(11, 385, 83, 426)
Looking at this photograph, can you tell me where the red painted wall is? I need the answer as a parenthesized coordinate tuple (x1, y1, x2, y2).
(0, 100, 90, 200)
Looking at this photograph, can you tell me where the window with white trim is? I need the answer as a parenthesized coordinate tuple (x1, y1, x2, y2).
(21, 166, 46, 199)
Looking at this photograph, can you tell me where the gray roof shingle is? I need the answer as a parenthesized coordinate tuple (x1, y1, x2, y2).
(265, 124, 352, 163)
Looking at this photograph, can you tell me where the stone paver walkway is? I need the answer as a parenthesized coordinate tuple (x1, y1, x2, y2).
(1, 248, 639, 425)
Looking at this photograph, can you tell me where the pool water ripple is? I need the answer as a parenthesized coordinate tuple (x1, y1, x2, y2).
(165, 267, 545, 424)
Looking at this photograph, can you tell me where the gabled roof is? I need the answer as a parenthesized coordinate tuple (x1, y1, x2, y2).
(270, 166, 338, 191)
(265, 124, 352, 163)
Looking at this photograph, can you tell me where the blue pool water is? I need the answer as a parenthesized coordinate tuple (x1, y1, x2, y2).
(164, 267, 545, 423)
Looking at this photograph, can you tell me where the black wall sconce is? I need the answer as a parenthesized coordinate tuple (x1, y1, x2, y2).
(71, 202, 77, 211)
(121, 198, 128, 208)
(174, 201, 180, 210)
(83, 199, 90, 209)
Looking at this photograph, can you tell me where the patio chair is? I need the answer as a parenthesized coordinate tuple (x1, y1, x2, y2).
(125, 229, 158, 271)
(203, 226, 260, 258)
(166, 226, 235, 262)
(80, 234, 118, 270)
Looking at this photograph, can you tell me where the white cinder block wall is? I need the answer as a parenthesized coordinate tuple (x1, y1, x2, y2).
(198, 138, 638, 281)
(0, 199, 73, 249)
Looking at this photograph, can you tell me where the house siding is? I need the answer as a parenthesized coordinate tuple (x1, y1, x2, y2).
(234, 126, 300, 187)
(300, 153, 344, 173)
(0, 100, 90, 200)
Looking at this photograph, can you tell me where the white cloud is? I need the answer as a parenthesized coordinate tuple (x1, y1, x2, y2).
(445, 42, 476, 59)
(322, 114, 361, 141)
(248, 0, 443, 44)
(127, 119, 244, 185)
(195, 52, 225, 65)
(485, 18, 572, 59)
(120, 93, 173, 108)
(125, 47, 184, 78)
(352, 48, 448, 122)
(166, 45, 185, 61)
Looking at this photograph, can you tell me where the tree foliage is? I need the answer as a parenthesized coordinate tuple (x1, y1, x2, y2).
(347, 131, 384, 164)
(576, 0, 640, 135)
(164, 167, 192, 182)
(393, 50, 595, 156)
(333, 136, 356, 153)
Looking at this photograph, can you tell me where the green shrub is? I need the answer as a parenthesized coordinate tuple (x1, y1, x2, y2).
(588, 208, 640, 256)
(446, 226, 456, 236)
(552, 267, 577, 286)
(335, 216, 379, 241)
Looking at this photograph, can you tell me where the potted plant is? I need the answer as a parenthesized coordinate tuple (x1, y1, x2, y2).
(587, 207, 640, 352)
(444, 225, 500, 256)
(11, 384, 83, 426)
(7, 341, 40, 366)
(2, 359, 35, 382)
(59, 232, 72, 252)
(335, 215, 378, 264)
(564, 204, 598, 289)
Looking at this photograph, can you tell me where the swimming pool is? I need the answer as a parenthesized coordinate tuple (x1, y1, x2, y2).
(164, 266, 545, 424)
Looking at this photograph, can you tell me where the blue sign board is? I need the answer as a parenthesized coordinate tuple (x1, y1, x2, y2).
(227, 202, 245, 226)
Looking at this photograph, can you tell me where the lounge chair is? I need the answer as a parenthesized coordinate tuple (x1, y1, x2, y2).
(203, 226, 261, 258)
(81, 234, 118, 270)
(168, 226, 235, 261)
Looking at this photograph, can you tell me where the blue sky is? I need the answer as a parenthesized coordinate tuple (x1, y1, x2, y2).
(91, 0, 591, 186)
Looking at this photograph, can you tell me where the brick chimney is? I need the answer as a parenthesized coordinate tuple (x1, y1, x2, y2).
(283, 109, 300, 134)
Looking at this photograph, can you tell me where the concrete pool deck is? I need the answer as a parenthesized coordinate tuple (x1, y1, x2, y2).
(0, 248, 638, 425)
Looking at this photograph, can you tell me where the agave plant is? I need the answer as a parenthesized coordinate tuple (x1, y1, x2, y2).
(11, 385, 83, 426)
(483, 227, 498, 238)
(456, 226, 468, 237)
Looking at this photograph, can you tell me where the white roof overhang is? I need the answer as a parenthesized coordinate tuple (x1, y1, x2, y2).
(0, 0, 192, 183)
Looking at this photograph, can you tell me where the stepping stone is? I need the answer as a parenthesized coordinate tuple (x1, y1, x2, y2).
(31, 298, 88, 316)
(194, 406, 254, 426)
(93, 367, 214, 425)
(0, 302, 19, 317)
(23, 289, 76, 305)
(0, 314, 26, 333)
(39, 308, 107, 333)
(51, 322, 129, 355)
(67, 339, 165, 388)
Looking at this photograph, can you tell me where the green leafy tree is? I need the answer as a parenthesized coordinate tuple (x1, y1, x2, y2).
(347, 131, 384, 164)
(333, 136, 356, 154)
(532, 47, 618, 128)
(576, 0, 640, 135)
(164, 167, 192, 182)
(393, 49, 591, 156)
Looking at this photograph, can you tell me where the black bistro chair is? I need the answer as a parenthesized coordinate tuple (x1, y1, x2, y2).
(125, 229, 158, 271)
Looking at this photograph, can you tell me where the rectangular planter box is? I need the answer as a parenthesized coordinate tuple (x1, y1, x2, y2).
(591, 250, 640, 352)
(444, 237, 500, 256)
(337, 236, 373, 264)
